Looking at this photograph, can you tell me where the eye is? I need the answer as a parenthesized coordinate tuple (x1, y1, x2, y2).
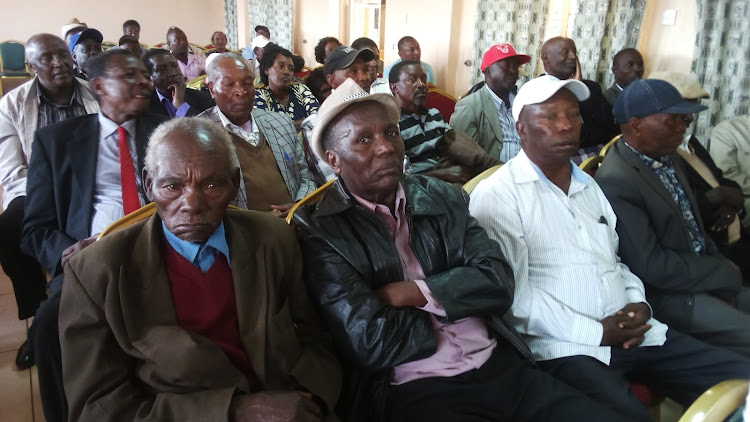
(386, 130, 399, 137)
(165, 184, 177, 191)
(357, 136, 371, 144)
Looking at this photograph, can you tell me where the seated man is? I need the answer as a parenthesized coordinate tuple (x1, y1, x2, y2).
(61, 18, 86, 44)
(450, 43, 531, 162)
(241, 26, 271, 61)
(469, 76, 750, 421)
(391, 60, 498, 184)
(60, 117, 341, 422)
(122, 19, 141, 41)
(384, 36, 435, 84)
(21, 48, 169, 422)
(595, 79, 750, 358)
(117, 35, 141, 57)
(711, 113, 750, 228)
(199, 53, 315, 217)
(69, 28, 103, 80)
(208, 31, 229, 55)
(603, 48, 644, 105)
(324, 45, 374, 93)
(650, 71, 749, 278)
(293, 78, 635, 422)
(167, 26, 205, 81)
(143, 49, 215, 117)
(541, 37, 619, 159)
(350, 37, 390, 94)
(0, 33, 99, 370)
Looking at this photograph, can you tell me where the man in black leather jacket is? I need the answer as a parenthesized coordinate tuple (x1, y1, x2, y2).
(292, 78, 631, 422)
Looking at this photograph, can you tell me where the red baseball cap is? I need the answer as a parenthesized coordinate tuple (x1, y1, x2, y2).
(480, 43, 531, 72)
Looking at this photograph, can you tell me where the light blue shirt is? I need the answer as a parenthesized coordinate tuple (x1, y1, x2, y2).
(384, 59, 435, 84)
(155, 89, 190, 118)
(162, 222, 231, 273)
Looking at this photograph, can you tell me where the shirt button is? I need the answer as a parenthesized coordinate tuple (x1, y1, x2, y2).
(687, 299, 694, 306)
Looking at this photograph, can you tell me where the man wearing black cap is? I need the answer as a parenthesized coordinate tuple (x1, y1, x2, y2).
(596, 79, 750, 358)
(323, 45, 374, 92)
(69, 28, 103, 80)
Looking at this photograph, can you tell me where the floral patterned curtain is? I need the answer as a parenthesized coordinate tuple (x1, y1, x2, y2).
(471, 0, 549, 87)
(692, 0, 750, 143)
(570, 0, 646, 87)
(223, 0, 238, 50)
(248, 0, 294, 50)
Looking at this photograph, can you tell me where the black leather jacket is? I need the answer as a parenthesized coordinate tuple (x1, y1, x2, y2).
(294, 175, 533, 419)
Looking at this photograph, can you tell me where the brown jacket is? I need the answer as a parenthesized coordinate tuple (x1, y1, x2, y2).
(60, 209, 341, 421)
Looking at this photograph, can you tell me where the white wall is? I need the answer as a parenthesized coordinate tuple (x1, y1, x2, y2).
(0, 0, 224, 47)
(638, 0, 697, 76)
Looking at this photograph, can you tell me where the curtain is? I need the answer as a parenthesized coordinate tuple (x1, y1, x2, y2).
(570, 0, 646, 87)
(692, 0, 750, 143)
(223, 0, 239, 50)
(248, 0, 294, 50)
(471, 0, 549, 87)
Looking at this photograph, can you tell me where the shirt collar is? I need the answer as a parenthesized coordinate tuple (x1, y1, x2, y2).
(615, 83, 624, 91)
(351, 183, 407, 216)
(98, 113, 137, 139)
(36, 78, 83, 107)
(216, 107, 257, 136)
(512, 149, 589, 192)
(161, 221, 231, 266)
(155, 88, 170, 103)
(485, 84, 515, 112)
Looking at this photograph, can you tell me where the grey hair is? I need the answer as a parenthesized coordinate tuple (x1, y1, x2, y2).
(144, 117, 239, 175)
(205, 52, 253, 84)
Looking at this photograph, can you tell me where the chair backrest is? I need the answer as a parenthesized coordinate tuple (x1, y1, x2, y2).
(579, 155, 604, 176)
(426, 85, 458, 121)
(599, 134, 622, 157)
(101, 41, 116, 51)
(187, 74, 207, 90)
(462, 164, 502, 194)
(285, 179, 336, 224)
(678, 379, 749, 422)
(97, 203, 156, 239)
(0, 41, 28, 73)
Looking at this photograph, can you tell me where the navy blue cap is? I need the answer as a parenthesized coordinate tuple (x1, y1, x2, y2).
(68, 28, 103, 53)
(613, 79, 708, 124)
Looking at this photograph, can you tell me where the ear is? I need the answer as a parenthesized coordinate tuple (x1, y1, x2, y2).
(325, 150, 341, 174)
(207, 81, 216, 98)
(325, 73, 336, 88)
(143, 168, 154, 202)
(389, 82, 399, 97)
(91, 77, 106, 98)
(515, 120, 526, 138)
(229, 166, 241, 198)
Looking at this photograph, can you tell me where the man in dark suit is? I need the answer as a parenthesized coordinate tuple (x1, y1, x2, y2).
(603, 48, 644, 106)
(60, 117, 341, 422)
(596, 79, 750, 358)
(21, 48, 168, 422)
(142, 49, 214, 117)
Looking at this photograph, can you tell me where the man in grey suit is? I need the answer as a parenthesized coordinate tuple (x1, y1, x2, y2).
(199, 53, 315, 218)
(596, 79, 750, 358)
(450, 44, 530, 162)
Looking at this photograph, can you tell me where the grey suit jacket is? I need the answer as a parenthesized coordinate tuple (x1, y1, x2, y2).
(595, 140, 742, 307)
(61, 210, 342, 422)
(450, 87, 504, 160)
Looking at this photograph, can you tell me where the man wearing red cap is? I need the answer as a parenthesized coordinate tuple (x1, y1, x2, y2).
(451, 43, 530, 162)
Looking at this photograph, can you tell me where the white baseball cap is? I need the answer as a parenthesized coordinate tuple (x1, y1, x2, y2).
(512, 75, 590, 121)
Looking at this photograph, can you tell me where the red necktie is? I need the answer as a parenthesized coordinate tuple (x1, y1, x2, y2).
(117, 126, 140, 214)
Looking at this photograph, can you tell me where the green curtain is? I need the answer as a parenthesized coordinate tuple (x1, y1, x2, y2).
(692, 0, 750, 143)
(471, 0, 549, 87)
(248, 0, 294, 50)
(570, 0, 646, 88)
(223, 0, 238, 50)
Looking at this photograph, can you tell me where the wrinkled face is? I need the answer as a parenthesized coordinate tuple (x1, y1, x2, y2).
(212, 32, 228, 51)
(26, 36, 74, 91)
(72, 38, 102, 73)
(517, 89, 582, 166)
(633, 113, 686, 157)
(92, 54, 152, 120)
(148, 52, 183, 94)
(392, 63, 429, 108)
(325, 101, 404, 201)
(324, 41, 340, 61)
(145, 131, 238, 243)
(208, 58, 255, 125)
(612, 50, 644, 88)
(484, 56, 520, 93)
(266, 53, 294, 90)
(120, 40, 141, 56)
(398, 39, 421, 62)
(167, 29, 189, 56)
(328, 57, 371, 91)
(124, 24, 140, 40)
(543, 38, 578, 79)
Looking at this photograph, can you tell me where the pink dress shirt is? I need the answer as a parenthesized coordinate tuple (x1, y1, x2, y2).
(177, 52, 205, 81)
(352, 183, 496, 385)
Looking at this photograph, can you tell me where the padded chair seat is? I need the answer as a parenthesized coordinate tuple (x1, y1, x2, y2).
(0, 71, 30, 77)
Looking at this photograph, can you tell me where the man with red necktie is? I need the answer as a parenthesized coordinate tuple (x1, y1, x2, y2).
(21, 48, 168, 422)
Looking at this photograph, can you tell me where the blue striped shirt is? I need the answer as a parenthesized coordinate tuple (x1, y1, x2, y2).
(398, 107, 451, 174)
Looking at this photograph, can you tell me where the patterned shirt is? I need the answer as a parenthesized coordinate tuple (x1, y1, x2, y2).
(254, 83, 320, 122)
(625, 142, 705, 253)
(36, 80, 87, 129)
(398, 107, 451, 173)
(485, 85, 521, 163)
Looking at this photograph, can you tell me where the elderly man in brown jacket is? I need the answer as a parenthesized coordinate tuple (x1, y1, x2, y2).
(59, 117, 341, 422)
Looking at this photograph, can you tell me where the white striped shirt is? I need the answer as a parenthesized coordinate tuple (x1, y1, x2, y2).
(485, 85, 521, 163)
(468, 150, 667, 365)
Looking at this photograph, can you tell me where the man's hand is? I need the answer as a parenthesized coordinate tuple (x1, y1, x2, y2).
(423, 166, 473, 185)
(600, 302, 652, 349)
(572, 57, 582, 81)
(614, 302, 652, 349)
(705, 186, 744, 209)
(377, 281, 428, 308)
(168, 78, 187, 109)
(270, 203, 296, 219)
(60, 234, 98, 267)
(710, 205, 738, 232)
(230, 391, 322, 422)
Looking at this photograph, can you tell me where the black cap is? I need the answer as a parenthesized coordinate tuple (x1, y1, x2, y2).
(323, 46, 375, 76)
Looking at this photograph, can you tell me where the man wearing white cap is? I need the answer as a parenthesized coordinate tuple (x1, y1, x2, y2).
(451, 43, 531, 161)
(470, 75, 750, 421)
(293, 78, 635, 422)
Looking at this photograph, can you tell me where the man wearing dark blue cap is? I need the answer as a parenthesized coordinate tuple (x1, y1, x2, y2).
(596, 79, 750, 359)
(69, 28, 103, 80)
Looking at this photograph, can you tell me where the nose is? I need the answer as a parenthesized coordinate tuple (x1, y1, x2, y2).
(181, 187, 207, 214)
(373, 134, 396, 156)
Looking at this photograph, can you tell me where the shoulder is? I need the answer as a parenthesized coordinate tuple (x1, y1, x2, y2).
(253, 108, 294, 127)
(596, 145, 635, 190)
(35, 114, 96, 140)
(405, 174, 468, 208)
(197, 105, 221, 121)
(226, 209, 298, 250)
(0, 78, 35, 108)
(68, 218, 151, 277)
(139, 113, 171, 129)
(454, 90, 483, 109)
